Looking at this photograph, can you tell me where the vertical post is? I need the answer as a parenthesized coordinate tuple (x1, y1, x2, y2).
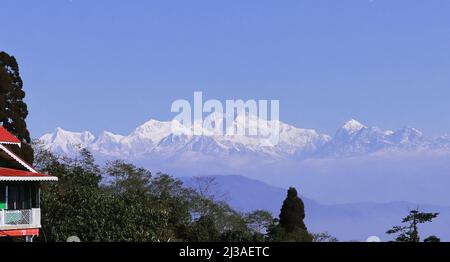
(5, 185, 8, 210)
(0, 185, 4, 226)
(0, 209, 4, 226)
(38, 185, 41, 208)
(28, 183, 32, 209)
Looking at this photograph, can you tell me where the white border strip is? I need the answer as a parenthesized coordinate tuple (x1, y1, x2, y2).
(0, 141, 21, 147)
(0, 176, 58, 181)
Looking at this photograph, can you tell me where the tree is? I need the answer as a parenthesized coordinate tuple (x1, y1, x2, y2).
(186, 215, 220, 242)
(312, 232, 338, 242)
(424, 235, 440, 242)
(218, 208, 254, 242)
(0, 51, 33, 163)
(147, 173, 193, 242)
(191, 176, 228, 218)
(386, 209, 439, 242)
(34, 144, 274, 242)
(38, 148, 106, 241)
(36, 146, 158, 242)
(105, 159, 151, 195)
(245, 210, 273, 235)
(268, 187, 312, 242)
(279, 187, 307, 232)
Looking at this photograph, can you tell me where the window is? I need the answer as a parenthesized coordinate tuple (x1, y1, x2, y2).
(6, 183, 39, 210)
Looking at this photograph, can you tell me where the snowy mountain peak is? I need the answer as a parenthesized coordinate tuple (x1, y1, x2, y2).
(390, 127, 424, 146)
(40, 127, 96, 155)
(401, 127, 423, 136)
(98, 131, 125, 142)
(136, 119, 169, 130)
(342, 119, 367, 134)
(39, 116, 450, 161)
(131, 119, 173, 141)
(53, 127, 95, 142)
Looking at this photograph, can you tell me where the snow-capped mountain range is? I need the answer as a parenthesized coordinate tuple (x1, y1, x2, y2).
(39, 114, 450, 207)
(39, 113, 450, 161)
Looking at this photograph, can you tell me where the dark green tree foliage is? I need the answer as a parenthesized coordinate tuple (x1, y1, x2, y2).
(311, 232, 339, 242)
(36, 146, 157, 241)
(424, 235, 440, 242)
(186, 216, 220, 242)
(279, 187, 307, 232)
(245, 210, 273, 236)
(217, 207, 254, 242)
(0, 51, 33, 163)
(386, 209, 439, 242)
(106, 159, 151, 195)
(186, 185, 255, 242)
(147, 173, 194, 241)
(268, 187, 312, 242)
(33, 143, 263, 242)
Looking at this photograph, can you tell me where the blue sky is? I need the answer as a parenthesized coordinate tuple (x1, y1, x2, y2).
(2, 0, 450, 136)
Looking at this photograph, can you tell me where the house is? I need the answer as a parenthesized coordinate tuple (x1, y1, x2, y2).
(0, 126, 57, 240)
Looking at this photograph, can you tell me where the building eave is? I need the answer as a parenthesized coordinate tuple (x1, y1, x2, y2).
(0, 141, 21, 147)
(0, 176, 58, 182)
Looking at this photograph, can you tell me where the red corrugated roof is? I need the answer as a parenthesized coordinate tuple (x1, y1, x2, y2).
(0, 167, 48, 177)
(0, 127, 58, 181)
(0, 126, 21, 144)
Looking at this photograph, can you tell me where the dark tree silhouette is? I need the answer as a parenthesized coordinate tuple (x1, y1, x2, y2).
(386, 209, 439, 242)
(424, 235, 440, 242)
(267, 187, 312, 242)
(0, 51, 33, 163)
(279, 187, 307, 232)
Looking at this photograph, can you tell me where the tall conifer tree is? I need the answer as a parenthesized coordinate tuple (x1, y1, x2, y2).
(0, 51, 34, 164)
(279, 187, 307, 232)
(277, 187, 311, 241)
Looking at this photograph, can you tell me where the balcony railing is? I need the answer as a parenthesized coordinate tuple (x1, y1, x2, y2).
(0, 208, 41, 229)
